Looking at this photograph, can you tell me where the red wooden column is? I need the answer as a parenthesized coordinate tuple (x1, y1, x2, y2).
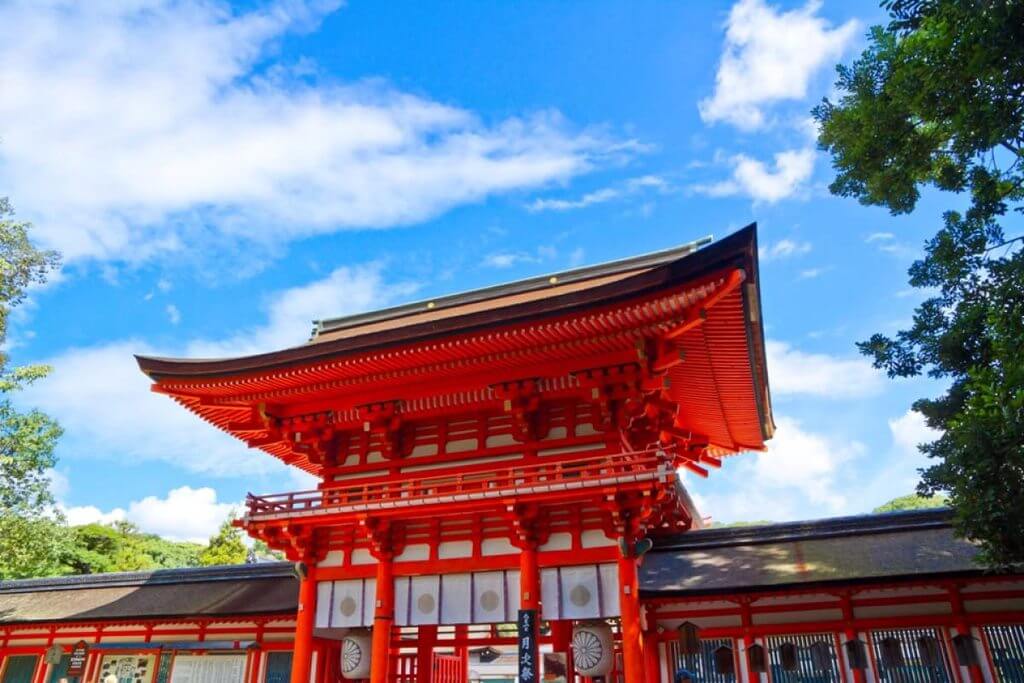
(370, 554, 395, 683)
(839, 593, 866, 683)
(643, 605, 660, 683)
(551, 620, 575, 681)
(618, 554, 645, 683)
(416, 626, 438, 683)
(520, 539, 541, 675)
(292, 562, 318, 683)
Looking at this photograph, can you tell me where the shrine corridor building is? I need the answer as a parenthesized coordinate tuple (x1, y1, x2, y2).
(2, 226, 1023, 683)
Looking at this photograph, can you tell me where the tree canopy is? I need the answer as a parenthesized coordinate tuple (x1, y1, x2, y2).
(0, 197, 64, 579)
(873, 493, 949, 513)
(198, 516, 248, 566)
(815, 0, 1024, 567)
(61, 521, 204, 574)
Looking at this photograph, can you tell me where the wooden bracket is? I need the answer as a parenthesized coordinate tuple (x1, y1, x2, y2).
(492, 380, 550, 442)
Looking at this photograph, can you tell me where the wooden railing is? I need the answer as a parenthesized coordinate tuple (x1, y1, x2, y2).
(244, 448, 672, 520)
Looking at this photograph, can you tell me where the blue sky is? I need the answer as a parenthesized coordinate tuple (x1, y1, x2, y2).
(2, 0, 949, 542)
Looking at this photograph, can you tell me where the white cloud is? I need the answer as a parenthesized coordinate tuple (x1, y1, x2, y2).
(20, 265, 416, 478)
(766, 339, 884, 398)
(165, 304, 181, 325)
(691, 416, 864, 523)
(0, 0, 627, 266)
(60, 486, 241, 543)
(527, 175, 668, 212)
(866, 232, 895, 243)
(693, 149, 816, 202)
(889, 409, 941, 457)
(798, 266, 833, 280)
(188, 263, 417, 358)
(62, 504, 127, 527)
(699, 0, 858, 130)
(127, 486, 240, 543)
(759, 238, 811, 262)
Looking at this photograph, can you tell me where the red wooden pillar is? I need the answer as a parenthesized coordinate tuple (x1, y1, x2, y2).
(643, 605, 660, 683)
(454, 625, 469, 679)
(839, 594, 866, 683)
(618, 555, 645, 683)
(551, 620, 575, 680)
(370, 555, 395, 683)
(292, 563, 318, 683)
(520, 541, 541, 678)
(416, 625, 437, 683)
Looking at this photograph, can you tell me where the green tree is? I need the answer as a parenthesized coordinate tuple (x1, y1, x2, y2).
(61, 522, 204, 574)
(814, 0, 1024, 566)
(198, 515, 248, 566)
(252, 539, 285, 561)
(0, 197, 64, 579)
(873, 493, 949, 513)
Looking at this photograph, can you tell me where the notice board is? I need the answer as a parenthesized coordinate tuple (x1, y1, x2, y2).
(169, 656, 246, 683)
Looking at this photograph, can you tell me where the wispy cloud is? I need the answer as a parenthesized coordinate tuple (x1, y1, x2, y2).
(759, 238, 812, 262)
(527, 175, 668, 212)
(20, 264, 419, 479)
(482, 245, 559, 269)
(692, 149, 815, 202)
(699, 0, 858, 131)
(0, 0, 632, 268)
(766, 339, 884, 398)
(864, 232, 920, 258)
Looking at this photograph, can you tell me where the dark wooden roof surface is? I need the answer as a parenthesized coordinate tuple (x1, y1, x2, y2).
(642, 509, 982, 597)
(0, 563, 297, 624)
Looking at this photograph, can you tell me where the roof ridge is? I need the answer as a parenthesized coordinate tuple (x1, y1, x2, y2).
(311, 234, 715, 337)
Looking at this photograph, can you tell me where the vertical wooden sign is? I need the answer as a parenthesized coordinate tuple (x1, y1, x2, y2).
(67, 641, 89, 677)
(518, 609, 539, 683)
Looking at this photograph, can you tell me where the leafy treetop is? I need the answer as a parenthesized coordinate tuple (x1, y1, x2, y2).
(814, 0, 1024, 567)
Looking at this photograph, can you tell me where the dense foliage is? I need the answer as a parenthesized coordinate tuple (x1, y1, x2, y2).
(61, 522, 204, 574)
(0, 197, 64, 579)
(873, 493, 948, 513)
(814, 0, 1024, 566)
(198, 517, 249, 566)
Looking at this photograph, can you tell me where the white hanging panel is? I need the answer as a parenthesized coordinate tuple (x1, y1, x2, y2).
(394, 576, 411, 626)
(472, 571, 510, 624)
(560, 564, 603, 620)
(315, 581, 334, 628)
(440, 573, 472, 625)
(598, 563, 620, 617)
(410, 575, 441, 625)
(324, 578, 376, 628)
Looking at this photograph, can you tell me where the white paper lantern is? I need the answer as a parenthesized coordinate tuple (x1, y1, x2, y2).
(341, 630, 372, 680)
(572, 622, 614, 677)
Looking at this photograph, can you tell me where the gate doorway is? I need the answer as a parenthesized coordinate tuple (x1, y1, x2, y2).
(388, 652, 466, 683)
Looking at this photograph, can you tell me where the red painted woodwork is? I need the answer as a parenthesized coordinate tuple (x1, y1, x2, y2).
(429, 654, 464, 683)
(618, 555, 644, 683)
(291, 565, 317, 683)
(370, 556, 395, 683)
(245, 448, 686, 527)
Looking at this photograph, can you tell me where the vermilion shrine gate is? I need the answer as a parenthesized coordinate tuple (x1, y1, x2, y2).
(136, 226, 774, 683)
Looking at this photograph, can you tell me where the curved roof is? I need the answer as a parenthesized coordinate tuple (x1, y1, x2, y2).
(136, 225, 774, 474)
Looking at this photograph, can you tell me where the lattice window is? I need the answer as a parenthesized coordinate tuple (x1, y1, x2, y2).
(870, 628, 953, 683)
(983, 624, 1024, 683)
(766, 634, 842, 683)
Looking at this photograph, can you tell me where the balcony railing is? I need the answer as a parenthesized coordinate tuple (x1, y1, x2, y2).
(243, 448, 674, 522)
